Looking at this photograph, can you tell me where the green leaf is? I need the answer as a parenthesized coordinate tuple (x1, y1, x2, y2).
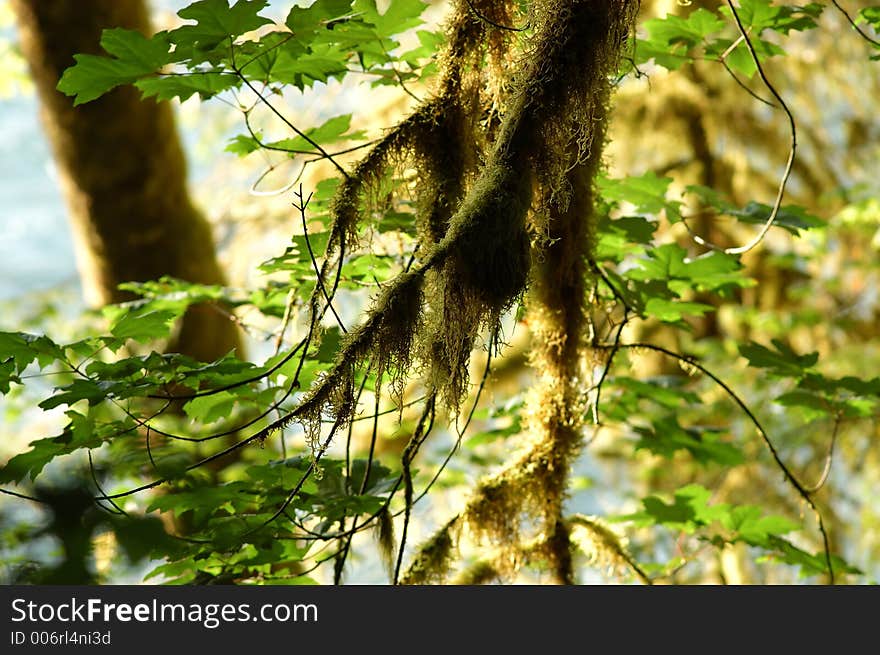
(859, 7, 880, 50)
(634, 37, 691, 70)
(399, 28, 445, 66)
(344, 253, 399, 283)
(147, 481, 255, 525)
(0, 411, 107, 483)
(135, 71, 239, 101)
(286, 0, 357, 42)
(171, 0, 274, 52)
(0, 359, 17, 394)
(182, 391, 240, 424)
(603, 274, 670, 317)
(758, 536, 862, 578)
(634, 416, 744, 466)
(729, 201, 825, 235)
(645, 9, 724, 48)
(264, 113, 364, 154)
(620, 484, 728, 533)
(346, 459, 395, 495)
(111, 515, 174, 562)
(57, 29, 172, 105)
(596, 215, 657, 261)
(598, 172, 681, 219)
(0, 332, 38, 370)
(720, 505, 800, 546)
(634, 8, 727, 70)
(269, 45, 349, 88)
(225, 132, 262, 155)
(720, 0, 822, 34)
(643, 297, 714, 322)
(314, 327, 342, 364)
(376, 209, 417, 235)
(630, 244, 752, 295)
(109, 307, 182, 343)
(722, 37, 786, 78)
(774, 389, 831, 420)
(611, 376, 700, 408)
(352, 0, 427, 36)
(687, 185, 824, 235)
(738, 339, 817, 378)
(145, 557, 198, 584)
(38, 379, 110, 410)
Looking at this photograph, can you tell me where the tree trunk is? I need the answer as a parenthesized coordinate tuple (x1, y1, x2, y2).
(11, 0, 241, 362)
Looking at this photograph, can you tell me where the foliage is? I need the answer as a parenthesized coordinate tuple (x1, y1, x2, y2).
(1, 0, 879, 585)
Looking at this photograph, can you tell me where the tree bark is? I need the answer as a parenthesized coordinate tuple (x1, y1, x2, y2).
(11, 0, 241, 362)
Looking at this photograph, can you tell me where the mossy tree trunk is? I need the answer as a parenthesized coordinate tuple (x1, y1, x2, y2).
(11, 0, 240, 362)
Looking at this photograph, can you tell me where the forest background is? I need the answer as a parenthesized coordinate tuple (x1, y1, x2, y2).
(0, 0, 879, 585)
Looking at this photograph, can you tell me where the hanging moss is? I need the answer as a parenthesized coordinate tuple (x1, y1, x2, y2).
(268, 0, 636, 583)
(568, 514, 651, 584)
(398, 0, 637, 584)
(453, 559, 502, 585)
(398, 517, 460, 585)
(376, 506, 396, 578)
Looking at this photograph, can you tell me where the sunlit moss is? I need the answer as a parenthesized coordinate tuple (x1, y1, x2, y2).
(294, 0, 636, 583)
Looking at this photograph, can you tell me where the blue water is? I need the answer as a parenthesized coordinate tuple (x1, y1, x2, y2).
(0, 95, 79, 303)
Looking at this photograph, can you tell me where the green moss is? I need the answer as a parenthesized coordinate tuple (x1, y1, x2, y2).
(282, 0, 637, 583)
(399, 517, 459, 585)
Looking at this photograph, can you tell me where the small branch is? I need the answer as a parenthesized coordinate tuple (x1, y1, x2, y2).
(408, 332, 495, 508)
(719, 58, 776, 107)
(240, 414, 347, 539)
(0, 487, 47, 503)
(830, 0, 880, 47)
(148, 335, 308, 400)
(605, 341, 835, 582)
(88, 450, 125, 516)
(803, 412, 842, 494)
(294, 186, 348, 333)
(230, 50, 350, 179)
(376, 37, 422, 103)
(685, 1, 798, 255)
(394, 394, 436, 584)
(464, 0, 529, 32)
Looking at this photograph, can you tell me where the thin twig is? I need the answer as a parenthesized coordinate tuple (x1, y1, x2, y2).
(719, 58, 776, 107)
(334, 375, 369, 584)
(410, 332, 495, 507)
(830, 0, 880, 47)
(803, 412, 842, 494)
(606, 341, 835, 582)
(335, 373, 383, 580)
(685, 1, 797, 255)
(394, 395, 436, 584)
(464, 0, 529, 32)
(232, 68, 350, 179)
(0, 487, 47, 503)
(88, 450, 125, 516)
(295, 186, 348, 333)
(239, 414, 347, 538)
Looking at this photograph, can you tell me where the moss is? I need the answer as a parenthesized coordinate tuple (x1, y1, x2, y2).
(568, 514, 651, 584)
(453, 560, 501, 585)
(376, 506, 396, 578)
(399, 517, 460, 585)
(404, 0, 637, 582)
(276, 0, 637, 583)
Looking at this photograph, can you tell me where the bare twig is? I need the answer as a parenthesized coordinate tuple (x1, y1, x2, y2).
(685, 1, 797, 255)
(830, 0, 880, 47)
(605, 341, 836, 582)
